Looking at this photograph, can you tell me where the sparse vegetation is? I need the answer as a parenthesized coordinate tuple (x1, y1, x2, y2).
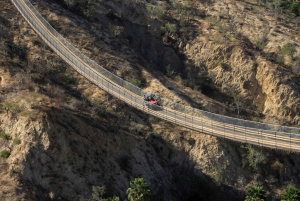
(91, 99, 107, 116)
(161, 23, 177, 35)
(146, 3, 164, 20)
(129, 78, 142, 87)
(62, 0, 95, 18)
(63, 74, 77, 85)
(219, 62, 230, 70)
(244, 146, 267, 172)
(1, 101, 22, 114)
(166, 64, 177, 77)
(280, 43, 297, 59)
(186, 72, 199, 90)
(149, 116, 161, 124)
(255, 38, 267, 51)
(84, 186, 120, 201)
(292, 58, 300, 75)
(210, 166, 226, 186)
(280, 104, 291, 116)
(91, 186, 106, 200)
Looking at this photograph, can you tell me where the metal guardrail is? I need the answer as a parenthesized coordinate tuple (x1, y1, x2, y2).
(12, 0, 300, 152)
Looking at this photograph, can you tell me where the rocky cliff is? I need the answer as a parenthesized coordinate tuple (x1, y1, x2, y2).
(1, 0, 300, 200)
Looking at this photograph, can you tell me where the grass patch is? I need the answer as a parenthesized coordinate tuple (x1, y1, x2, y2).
(63, 74, 77, 85)
(1, 101, 22, 114)
(129, 78, 142, 87)
(13, 138, 21, 145)
(149, 116, 161, 124)
(0, 133, 10, 141)
(0, 150, 10, 159)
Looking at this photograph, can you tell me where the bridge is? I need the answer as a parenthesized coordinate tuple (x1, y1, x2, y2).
(12, 0, 300, 152)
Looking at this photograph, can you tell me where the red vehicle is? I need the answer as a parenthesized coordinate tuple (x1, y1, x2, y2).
(144, 93, 160, 107)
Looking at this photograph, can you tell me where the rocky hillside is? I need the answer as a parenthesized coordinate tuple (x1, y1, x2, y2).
(1, 0, 300, 200)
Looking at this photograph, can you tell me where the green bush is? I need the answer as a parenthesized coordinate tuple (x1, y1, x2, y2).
(0, 133, 10, 140)
(246, 146, 267, 171)
(281, 186, 300, 201)
(161, 23, 177, 34)
(108, 24, 124, 37)
(146, 3, 164, 19)
(13, 138, 21, 145)
(245, 186, 266, 201)
(109, 196, 120, 201)
(0, 150, 10, 159)
(291, 2, 300, 16)
(63, 74, 77, 85)
(126, 178, 152, 201)
(63, 0, 95, 18)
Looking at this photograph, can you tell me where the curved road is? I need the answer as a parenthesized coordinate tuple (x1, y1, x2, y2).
(12, 0, 300, 152)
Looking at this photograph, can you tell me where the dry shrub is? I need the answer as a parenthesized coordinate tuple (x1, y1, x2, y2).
(271, 160, 283, 171)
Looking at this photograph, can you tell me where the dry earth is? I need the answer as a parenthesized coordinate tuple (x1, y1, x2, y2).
(0, 0, 300, 200)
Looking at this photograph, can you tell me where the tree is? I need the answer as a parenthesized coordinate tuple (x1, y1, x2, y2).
(92, 186, 106, 201)
(84, 186, 120, 201)
(273, 0, 281, 22)
(291, 2, 300, 16)
(126, 178, 152, 201)
(232, 93, 244, 115)
(246, 146, 267, 171)
(245, 186, 266, 201)
(281, 186, 300, 201)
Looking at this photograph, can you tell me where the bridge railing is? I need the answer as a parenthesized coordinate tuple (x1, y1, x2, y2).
(12, 0, 300, 152)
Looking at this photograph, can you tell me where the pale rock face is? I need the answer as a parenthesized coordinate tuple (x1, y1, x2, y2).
(184, 36, 300, 123)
